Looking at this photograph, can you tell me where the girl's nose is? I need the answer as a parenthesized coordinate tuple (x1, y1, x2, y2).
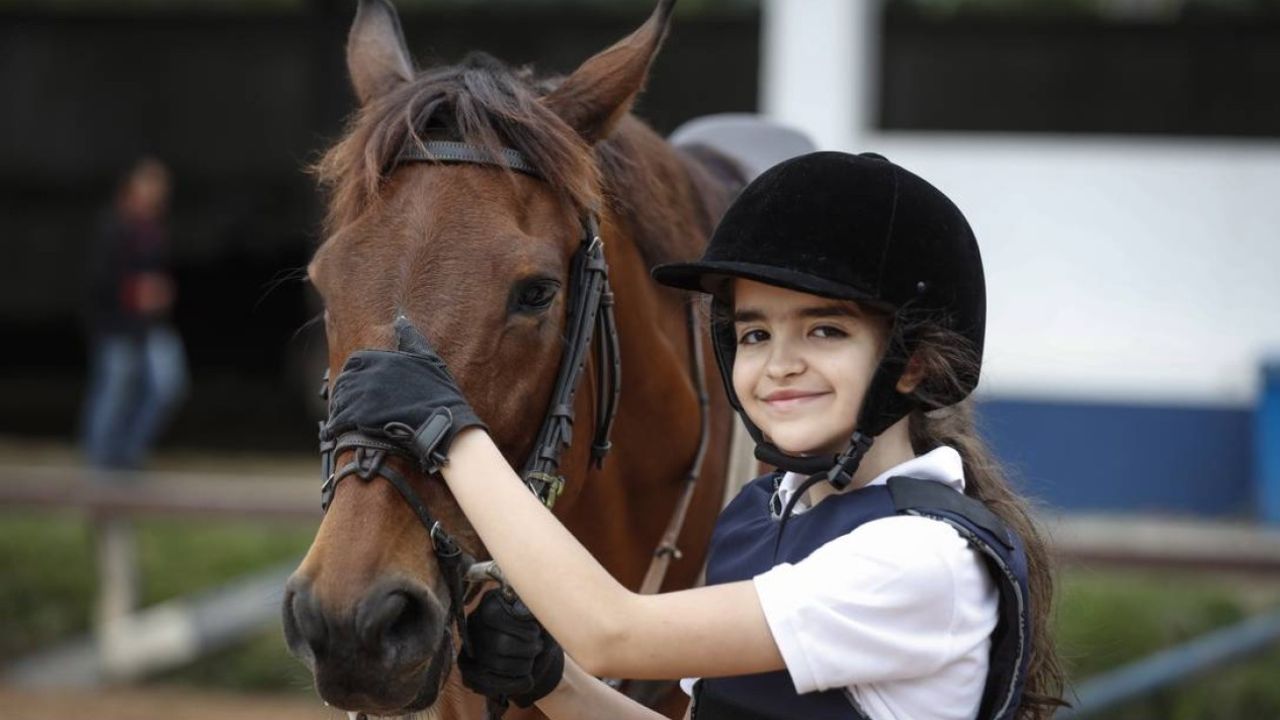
(764, 337, 805, 379)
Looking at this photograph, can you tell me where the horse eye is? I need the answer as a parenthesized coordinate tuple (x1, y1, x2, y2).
(513, 279, 560, 313)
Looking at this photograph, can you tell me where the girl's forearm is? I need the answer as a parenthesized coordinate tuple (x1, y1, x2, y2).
(536, 657, 673, 720)
(441, 427, 634, 671)
(442, 429, 787, 682)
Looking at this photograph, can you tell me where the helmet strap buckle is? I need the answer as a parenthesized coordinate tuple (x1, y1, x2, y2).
(825, 431, 875, 490)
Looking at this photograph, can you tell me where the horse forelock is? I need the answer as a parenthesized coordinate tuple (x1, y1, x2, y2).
(313, 52, 727, 276)
(314, 55, 601, 237)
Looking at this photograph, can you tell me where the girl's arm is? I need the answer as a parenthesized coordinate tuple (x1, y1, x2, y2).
(442, 428, 785, 680)
(536, 656, 677, 720)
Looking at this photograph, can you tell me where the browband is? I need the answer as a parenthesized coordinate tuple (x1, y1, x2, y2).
(399, 140, 542, 178)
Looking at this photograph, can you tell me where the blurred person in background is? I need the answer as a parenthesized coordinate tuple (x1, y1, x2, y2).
(80, 156, 188, 471)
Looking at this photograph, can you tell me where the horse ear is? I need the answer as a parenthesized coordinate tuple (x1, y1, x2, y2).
(347, 0, 415, 105)
(543, 0, 676, 144)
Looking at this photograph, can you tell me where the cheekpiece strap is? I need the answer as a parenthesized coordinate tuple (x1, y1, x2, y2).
(520, 214, 614, 509)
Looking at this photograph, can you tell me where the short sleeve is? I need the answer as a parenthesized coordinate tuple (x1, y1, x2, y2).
(752, 516, 970, 694)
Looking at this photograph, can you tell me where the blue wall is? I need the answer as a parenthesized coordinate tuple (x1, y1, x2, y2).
(977, 399, 1254, 517)
(1258, 364, 1280, 524)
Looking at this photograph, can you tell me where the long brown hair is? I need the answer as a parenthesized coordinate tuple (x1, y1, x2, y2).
(901, 317, 1067, 718)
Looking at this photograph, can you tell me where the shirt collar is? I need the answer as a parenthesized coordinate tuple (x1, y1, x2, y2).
(775, 446, 966, 515)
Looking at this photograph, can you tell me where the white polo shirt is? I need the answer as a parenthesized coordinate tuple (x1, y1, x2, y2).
(683, 447, 999, 720)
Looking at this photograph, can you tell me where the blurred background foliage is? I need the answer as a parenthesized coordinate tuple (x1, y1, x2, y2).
(2, 510, 1279, 718)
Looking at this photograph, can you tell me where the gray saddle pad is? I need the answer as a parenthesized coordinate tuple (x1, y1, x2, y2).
(669, 113, 817, 180)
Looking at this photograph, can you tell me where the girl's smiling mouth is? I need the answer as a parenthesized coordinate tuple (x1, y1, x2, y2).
(761, 390, 831, 410)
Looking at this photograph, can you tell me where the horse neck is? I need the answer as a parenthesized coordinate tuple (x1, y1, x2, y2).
(599, 117, 736, 461)
(552, 121, 740, 585)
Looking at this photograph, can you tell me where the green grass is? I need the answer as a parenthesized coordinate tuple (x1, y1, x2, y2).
(1058, 566, 1252, 678)
(0, 510, 316, 694)
(1055, 566, 1280, 719)
(3, 510, 1280, 717)
(0, 511, 97, 658)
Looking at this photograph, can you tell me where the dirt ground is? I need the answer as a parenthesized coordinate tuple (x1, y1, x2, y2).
(0, 685, 337, 720)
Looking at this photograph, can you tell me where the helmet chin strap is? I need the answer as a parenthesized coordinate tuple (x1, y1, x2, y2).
(752, 430, 876, 491)
(755, 429, 876, 560)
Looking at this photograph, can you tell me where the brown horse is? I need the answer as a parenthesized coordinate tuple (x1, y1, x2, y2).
(283, 0, 741, 717)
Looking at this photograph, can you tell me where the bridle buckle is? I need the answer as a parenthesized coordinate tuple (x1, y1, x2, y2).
(430, 521, 461, 558)
(525, 471, 565, 509)
(354, 447, 387, 481)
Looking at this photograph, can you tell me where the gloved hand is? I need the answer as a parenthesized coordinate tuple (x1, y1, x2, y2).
(459, 589, 566, 708)
(324, 316, 486, 471)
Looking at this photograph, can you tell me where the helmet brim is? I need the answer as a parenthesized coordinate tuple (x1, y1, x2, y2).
(652, 260, 880, 305)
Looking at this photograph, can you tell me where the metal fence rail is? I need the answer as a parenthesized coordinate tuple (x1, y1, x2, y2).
(0, 463, 316, 685)
(1061, 609, 1280, 718)
(0, 464, 318, 519)
(3, 562, 298, 687)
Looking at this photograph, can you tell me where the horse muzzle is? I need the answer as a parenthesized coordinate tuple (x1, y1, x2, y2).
(283, 574, 455, 714)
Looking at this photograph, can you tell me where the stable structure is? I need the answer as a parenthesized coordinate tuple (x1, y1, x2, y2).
(760, 0, 1280, 521)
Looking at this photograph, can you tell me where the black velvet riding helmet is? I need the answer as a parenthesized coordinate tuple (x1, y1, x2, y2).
(652, 151, 986, 491)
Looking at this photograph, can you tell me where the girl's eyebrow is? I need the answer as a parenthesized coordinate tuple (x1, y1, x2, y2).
(733, 304, 859, 323)
(798, 305, 860, 320)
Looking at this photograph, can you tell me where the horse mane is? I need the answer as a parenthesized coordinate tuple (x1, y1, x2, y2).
(314, 52, 740, 269)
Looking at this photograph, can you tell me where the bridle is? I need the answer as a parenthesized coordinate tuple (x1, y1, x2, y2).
(315, 139, 711, 658)
(395, 142, 623, 508)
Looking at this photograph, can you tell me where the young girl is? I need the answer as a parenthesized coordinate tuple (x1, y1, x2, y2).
(327, 151, 1064, 719)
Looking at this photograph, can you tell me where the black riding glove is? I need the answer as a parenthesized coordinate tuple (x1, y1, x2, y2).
(459, 589, 566, 709)
(324, 316, 486, 471)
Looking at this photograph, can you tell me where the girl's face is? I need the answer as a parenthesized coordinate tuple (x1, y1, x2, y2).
(730, 278, 887, 457)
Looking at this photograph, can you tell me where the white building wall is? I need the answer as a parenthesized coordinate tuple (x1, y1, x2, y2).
(870, 135, 1280, 407)
(761, 0, 1280, 409)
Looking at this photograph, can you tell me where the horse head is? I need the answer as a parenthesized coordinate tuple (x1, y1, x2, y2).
(282, 0, 735, 716)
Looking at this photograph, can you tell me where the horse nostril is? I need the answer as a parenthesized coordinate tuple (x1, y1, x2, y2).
(388, 594, 426, 643)
(283, 581, 328, 661)
(356, 585, 436, 661)
(358, 591, 407, 647)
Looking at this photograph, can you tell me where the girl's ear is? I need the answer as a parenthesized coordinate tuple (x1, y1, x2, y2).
(896, 353, 926, 394)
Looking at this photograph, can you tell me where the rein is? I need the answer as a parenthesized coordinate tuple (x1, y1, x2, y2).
(316, 138, 710, 677)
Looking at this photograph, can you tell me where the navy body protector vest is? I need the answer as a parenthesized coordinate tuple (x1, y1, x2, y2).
(691, 474, 1032, 720)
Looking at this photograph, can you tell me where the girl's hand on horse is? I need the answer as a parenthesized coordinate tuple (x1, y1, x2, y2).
(442, 428, 787, 681)
(459, 589, 566, 708)
(324, 316, 486, 470)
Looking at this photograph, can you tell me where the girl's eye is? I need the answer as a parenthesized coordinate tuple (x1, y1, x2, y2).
(738, 329, 769, 345)
(812, 325, 848, 339)
(513, 279, 560, 313)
